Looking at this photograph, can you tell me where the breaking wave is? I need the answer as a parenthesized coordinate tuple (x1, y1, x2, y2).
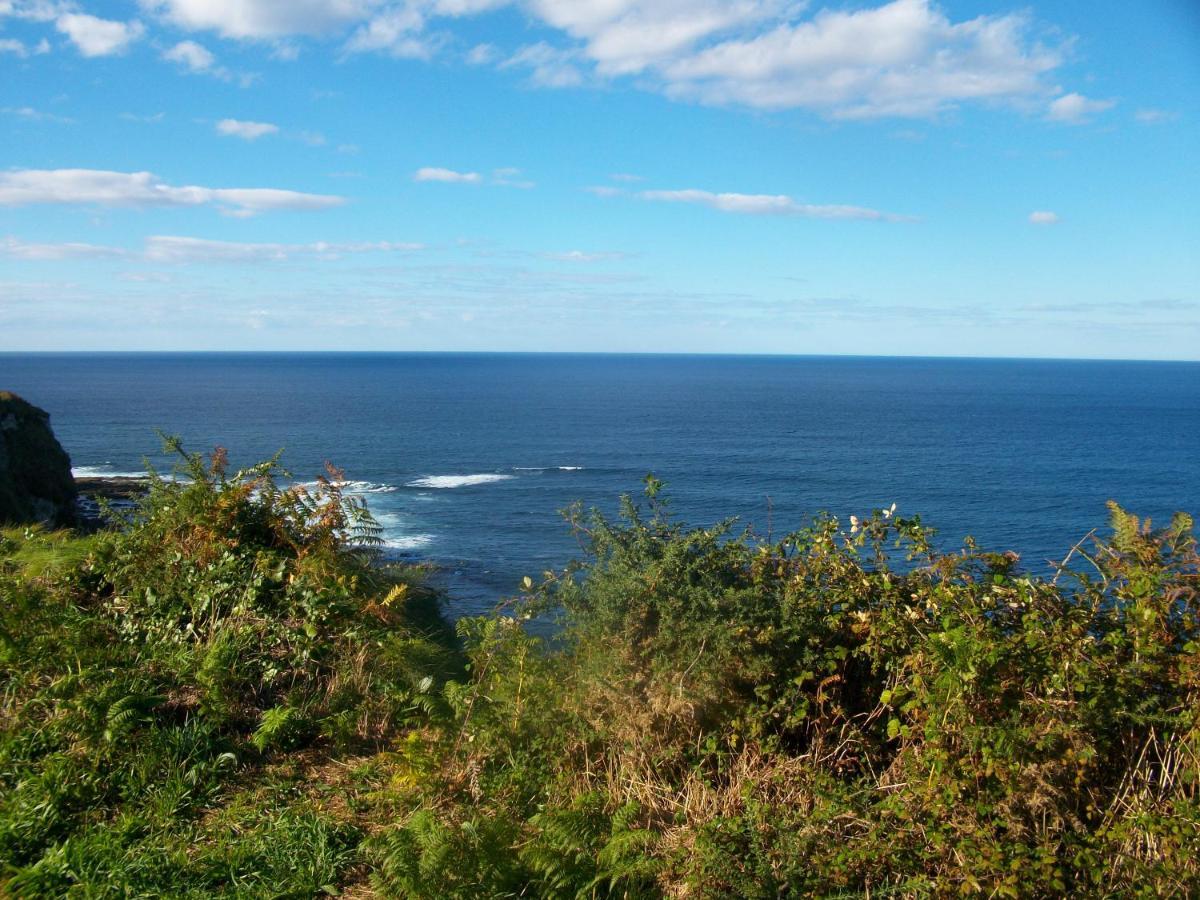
(407, 474, 515, 489)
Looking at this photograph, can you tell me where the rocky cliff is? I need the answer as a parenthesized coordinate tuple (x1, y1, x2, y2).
(0, 391, 77, 527)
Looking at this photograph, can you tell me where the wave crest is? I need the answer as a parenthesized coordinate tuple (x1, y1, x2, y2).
(407, 474, 515, 489)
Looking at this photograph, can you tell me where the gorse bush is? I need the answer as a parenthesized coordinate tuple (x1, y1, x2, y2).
(368, 482, 1199, 898)
(2, 444, 1197, 897)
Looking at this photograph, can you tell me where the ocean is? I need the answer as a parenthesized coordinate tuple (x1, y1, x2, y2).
(2, 352, 1197, 617)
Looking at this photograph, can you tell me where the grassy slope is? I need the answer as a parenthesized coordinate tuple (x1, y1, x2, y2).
(1, 450, 1198, 897)
(0, 446, 459, 897)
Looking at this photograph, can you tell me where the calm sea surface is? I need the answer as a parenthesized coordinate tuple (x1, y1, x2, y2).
(2, 353, 1197, 617)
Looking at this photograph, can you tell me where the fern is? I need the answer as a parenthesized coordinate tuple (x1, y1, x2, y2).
(251, 706, 310, 753)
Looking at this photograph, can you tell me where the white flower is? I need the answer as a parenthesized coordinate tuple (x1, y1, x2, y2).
(850, 515, 859, 534)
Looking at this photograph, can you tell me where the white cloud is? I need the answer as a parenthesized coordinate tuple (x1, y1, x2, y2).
(163, 41, 255, 84)
(434, 0, 508, 14)
(0, 169, 345, 216)
(142, 235, 424, 262)
(492, 166, 534, 188)
(56, 12, 144, 57)
(216, 118, 279, 140)
(1046, 92, 1115, 124)
(610, 173, 643, 183)
(1, 105, 73, 123)
(488, 0, 1070, 119)
(1, 235, 124, 260)
(1028, 210, 1059, 225)
(543, 250, 627, 262)
(270, 41, 300, 60)
(465, 42, 497, 65)
(0, 1, 69, 23)
(414, 166, 482, 183)
(163, 39, 214, 71)
(343, 3, 433, 57)
(1, 234, 424, 263)
(660, 1, 1063, 117)
(127, 0, 1082, 120)
(0, 37, 30, 55)
(584, 185, 624, 197)
(1135, 108, 1176, 125)
(502, 41, 585, 87)
(640, 188, 906, 220)
(138, 0, 378, 39)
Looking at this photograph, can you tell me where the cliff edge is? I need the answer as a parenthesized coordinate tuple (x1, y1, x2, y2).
(0, 391, 76, 527)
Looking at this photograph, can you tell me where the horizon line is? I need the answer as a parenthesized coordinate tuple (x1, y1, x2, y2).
(1, 349, 1198, 365)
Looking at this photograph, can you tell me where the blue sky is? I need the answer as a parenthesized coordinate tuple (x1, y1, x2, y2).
(1, 0, 1197, 357)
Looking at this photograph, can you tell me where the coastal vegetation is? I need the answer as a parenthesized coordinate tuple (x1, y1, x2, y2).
(1, 443, 1197, 896)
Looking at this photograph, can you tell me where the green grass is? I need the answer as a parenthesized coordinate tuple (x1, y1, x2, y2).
(0, 526, 98, 580)
(0, 442, 459, 897)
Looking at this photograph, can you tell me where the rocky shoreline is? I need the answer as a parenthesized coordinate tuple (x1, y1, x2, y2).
(74, 476, 149, 530)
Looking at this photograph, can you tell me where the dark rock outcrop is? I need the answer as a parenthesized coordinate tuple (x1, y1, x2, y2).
(0, 391, 77, 527)
(75, 476, 148, 531)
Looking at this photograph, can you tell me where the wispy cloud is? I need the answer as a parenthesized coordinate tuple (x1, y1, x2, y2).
(162, 39, 255, 84)
(142, 236, 424, 262)
(501, 42, 585, 88)
(491, 167, 534, 188)
(1, 234, 425, 263)
(414, 167, 482, 184)
(1046, 92, 1115, 125)
(1, 105, 73, 123)
(639, 188, 908, 221)
(216, 118, 279, 140)
(1, 235, 124, 260)
(0, 169, 345, 217)
(120, 112, 165, 124)
(0, 36, 50, 57)
(465, 42, 497, 65)
(541, 250, 629, 263)
(1028, 210, 1059, 225)
(1134, 108, 1177, 125)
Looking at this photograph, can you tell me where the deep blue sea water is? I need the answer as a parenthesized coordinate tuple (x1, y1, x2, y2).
(2, 353, 1198, 617)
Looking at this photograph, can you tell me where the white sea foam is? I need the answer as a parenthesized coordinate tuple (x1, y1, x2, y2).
(407, 474, 515, 489)
(381, 534, 435, 550)
(293, 479, 398, 495)
(72, 465, 152, 479)
(558, 466, 584, 471)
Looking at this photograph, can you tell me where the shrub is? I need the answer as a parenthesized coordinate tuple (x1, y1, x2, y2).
(370, 482, 1199, 897)
(0, 441, 456, 895)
